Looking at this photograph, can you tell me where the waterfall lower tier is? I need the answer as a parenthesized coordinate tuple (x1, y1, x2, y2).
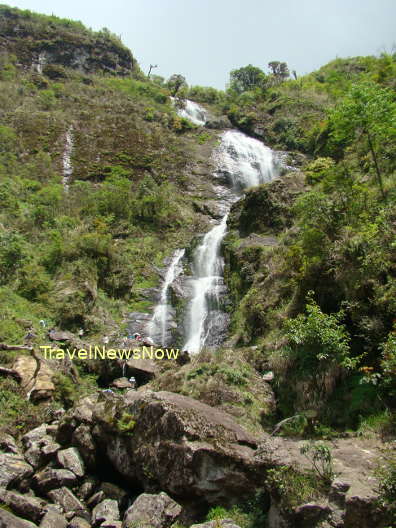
(183, 215, 228, 353)
(182, 129, 278, 354)
(148, 248, 185, 346)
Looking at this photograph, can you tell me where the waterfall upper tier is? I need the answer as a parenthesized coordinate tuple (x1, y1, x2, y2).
(174, 99, 208, 126)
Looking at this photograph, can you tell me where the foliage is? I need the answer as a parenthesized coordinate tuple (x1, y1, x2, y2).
(116, 412, 136, 434)
(300, 442, 334, 483)
(229, 64, 267, 94)
(265, 466, 319, 511)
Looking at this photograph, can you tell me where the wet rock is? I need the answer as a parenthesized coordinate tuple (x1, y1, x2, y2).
(33, 468, 77, 492)
(205, 115, 232, 129)
(57, 447, 85, 477)
(0, 508, 38, 528)
(0, 452, 33, 488)
(92, 499, 119, 526)
(39, 510, 68, 528)
(122, 492, 181, 528)
(0, 488, 47, 523)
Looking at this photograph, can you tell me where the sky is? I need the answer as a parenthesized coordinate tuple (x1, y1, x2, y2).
(7, 0, 396, 89)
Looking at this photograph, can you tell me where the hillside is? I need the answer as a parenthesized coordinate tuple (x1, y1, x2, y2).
(0, 5, 395, 528)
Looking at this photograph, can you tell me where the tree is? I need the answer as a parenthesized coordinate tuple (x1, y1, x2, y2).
(229, 64, 266, 94)
(268, 61, 290, 81)
(166, 74, 187, 96)
(329, 80, 396, 200)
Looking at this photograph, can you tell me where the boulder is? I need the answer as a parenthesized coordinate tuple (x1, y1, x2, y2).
(39, 510, 68, 528)
(0, 452, 33, 488)
(48, 329, 75, 342)
(0, 487, 47, 523)
(24, 439, 61, 470)
(191, 521, 241, 528)
(77, 476, 99, 501)
(57, 447, 85, 477)
(0, 509, 38, 528)
(33, 468, 77, 492)
(122, 492, 181, 528)
(59, 390, 279, 504)
(125, 358, 158, 380)
(68, 517, 91, 528)
(92, 499, 119, 526)
(47, 487, 89, 519)
(13, 356, 55, 401)
(0, 432, 19, 454)
(99, 482, 128, 508)
(205, 115, 232, 129)
(22, 425, 49, 449)
(111, 378, 133, 389)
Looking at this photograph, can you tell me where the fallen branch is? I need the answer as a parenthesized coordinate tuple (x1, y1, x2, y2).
(0, 366, 22, 382)
(0, 343, 33, 351)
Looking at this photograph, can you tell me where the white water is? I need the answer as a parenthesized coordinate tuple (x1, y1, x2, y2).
(148, 248, 185, 346)
(183, 130, 277, 353)
(175, 99, 207, 126)
(62, 127, 73, 191)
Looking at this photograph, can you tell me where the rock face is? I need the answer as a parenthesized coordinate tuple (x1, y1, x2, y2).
(123, 492, 181, 528)
(57, 390, 274, 504)
(0, 5, 136, 76)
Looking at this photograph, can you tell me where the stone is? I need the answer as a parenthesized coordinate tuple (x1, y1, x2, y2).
(68, 517, 91, 528)
(205, 115, 232, 129)
(48, 329, 75, 342)
(99, 482, 128, 508)
(125, 358, 158, 380)
(57, 447, 85, 477)
(0, 487, 47, 523)
(33, 468, 77, 492)
(111, 378, 133, 389)
(77, 476, 99, 501)
(101, 522, 122, 528)
(0, 452, 33, 488)
(293, 502, 331, 525)
(24, 438, 61, 470)
(122, 492, 181, 528)
(0, 433, 19, 454)
(22, 425, 48, 449)
(13, 356, 55, 401)
(87, 491, 106, 508)
(39, 510, 68, 528)
(59, 390, 276, 504)
(92, 499, 119, 526)
(47, 487, 89, 519)
(0, 509, 38, 528)
(191, 521, 241, 528)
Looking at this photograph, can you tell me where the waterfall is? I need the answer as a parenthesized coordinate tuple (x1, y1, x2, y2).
(62, 127, 73, 191)
(148, 249, 185, 346)
(183, 130, 278, 353)
(173, 98, 207, 126)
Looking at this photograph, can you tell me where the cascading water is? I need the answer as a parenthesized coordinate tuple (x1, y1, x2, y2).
(174, 98, 207, 126)
(183, 130, 278, 353)
(148, 249, 185, 346)
(62, 126, 73, 191)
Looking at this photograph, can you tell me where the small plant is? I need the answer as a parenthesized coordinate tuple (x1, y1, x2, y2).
(300, 442, 334, 484)
(116, 412, 136, 434)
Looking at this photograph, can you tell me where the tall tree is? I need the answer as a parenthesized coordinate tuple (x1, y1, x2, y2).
(229, 64, 266, 94)
(166, 74, 187, 96)
(329, 80, 396, 200)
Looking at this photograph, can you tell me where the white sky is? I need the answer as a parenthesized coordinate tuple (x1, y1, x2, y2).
(7, 0, 396, 88)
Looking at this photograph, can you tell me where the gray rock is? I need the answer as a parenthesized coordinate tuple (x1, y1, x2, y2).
(0, 452, 33, 488)
(39, 510, 68, 528)
(293, 502, 331, 525)
(33, 468, 77, 492)
(0, 508, 38, 528)
(47, 487, 88, 519)
(87, 491, 106, 508)
(99, 482, 128, 507)
(0, 433, 19, 454)
(92, 499, 119, 526)
(0, 487, 47, 523)
(101, 522, 122, 528)
(68, 517, 91, 528)
(77, 476, 99, 501)
(111, 378, 133, 389)
(22, 425, 48, 450)
(24, 438, 61, 469)
(191, 521, 241, 528)
(57, 447, 85, 477)
(71, 424, 97, 467)
(122, 492, 181, 528)
(205, 115, 232, 129)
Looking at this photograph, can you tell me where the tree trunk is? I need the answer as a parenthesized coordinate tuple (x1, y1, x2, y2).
(367, 131, 386, 200)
